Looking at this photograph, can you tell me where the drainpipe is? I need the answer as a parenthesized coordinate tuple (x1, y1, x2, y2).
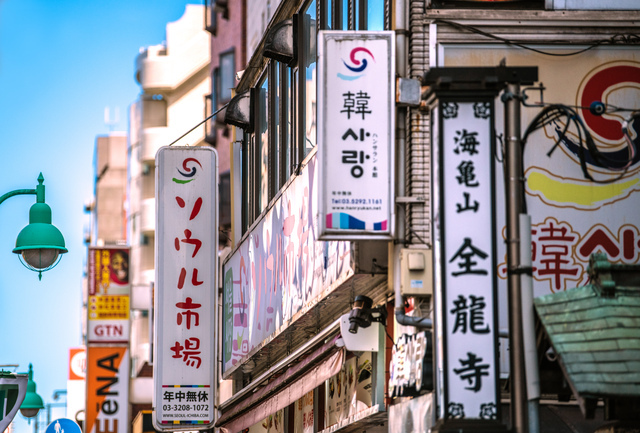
(392, 0, 432, 330)
(520, 214, 540, 433)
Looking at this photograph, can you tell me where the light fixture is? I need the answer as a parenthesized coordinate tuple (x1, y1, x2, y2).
(19, 364, 44, 419)
(263, 19, 296, 65)
(348, 295, 387, 334)
(224, 90, 254, 132)
(1, 173, 68, 280)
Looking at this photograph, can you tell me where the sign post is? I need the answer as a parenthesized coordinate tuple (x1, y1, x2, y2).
(154, 146, 218, 431)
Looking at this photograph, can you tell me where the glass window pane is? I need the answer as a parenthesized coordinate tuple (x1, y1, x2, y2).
(220, 50, 235, 102)
(257, 76, 269, 212)
(285, 68, 292, 180)
(241, 134, 249, 232)
(343, 0, 349, 31)
(274, 63, 281, 189)
(368, 0, 384, 30)
(303, 0, 317, 158)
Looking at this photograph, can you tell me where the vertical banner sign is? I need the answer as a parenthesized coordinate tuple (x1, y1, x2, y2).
(87, 247, 131, 344)
(67, 347, 86, 427)
(318, 31, 395, 240)
(437, 100, 500, 421)
(154, 146, 218, 431)
(85, 346, 129, 433)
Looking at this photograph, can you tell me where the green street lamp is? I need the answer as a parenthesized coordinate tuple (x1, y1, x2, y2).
(19, 364, 44, 420)
(0, 173, 67, 280)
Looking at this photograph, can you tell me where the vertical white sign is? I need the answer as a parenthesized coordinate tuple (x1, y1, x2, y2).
(318, 31, 395, 240)
(154, 146, 218, 431)
(439, 100, 500, 421)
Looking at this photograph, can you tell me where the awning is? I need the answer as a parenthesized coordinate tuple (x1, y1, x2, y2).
(216, 336, 344, 433)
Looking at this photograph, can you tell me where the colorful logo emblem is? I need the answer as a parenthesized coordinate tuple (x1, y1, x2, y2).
(338, 47, 375, 81)
(173, 157, 202, 184)
(527, 61, 640, 210)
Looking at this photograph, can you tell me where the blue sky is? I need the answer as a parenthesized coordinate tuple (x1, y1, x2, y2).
(0, 1, 196, 432)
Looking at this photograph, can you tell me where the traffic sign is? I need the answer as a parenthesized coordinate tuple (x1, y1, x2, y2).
(45, 418, 82, 433)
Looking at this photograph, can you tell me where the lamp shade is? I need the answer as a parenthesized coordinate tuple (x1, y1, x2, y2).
(13, 202, 67, 275)
(19, 364, 43, 419)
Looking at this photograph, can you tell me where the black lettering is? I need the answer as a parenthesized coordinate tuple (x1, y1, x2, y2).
(97, 376, 118, 396)
(102, 399, 119, 415)
(97, 354, 120, 373)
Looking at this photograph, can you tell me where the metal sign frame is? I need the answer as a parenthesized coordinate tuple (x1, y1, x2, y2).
(432, 93, 504, 432)
(317, 30, 395, 240)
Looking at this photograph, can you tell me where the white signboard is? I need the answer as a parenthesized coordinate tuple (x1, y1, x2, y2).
(438, 100, 500, 421)
(154, 146, 218, 431)
(318, 31, 395, 240)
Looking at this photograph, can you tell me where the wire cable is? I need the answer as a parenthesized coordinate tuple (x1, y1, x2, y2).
(434, 18, 640, 57)
(522, 104, 638, 184)
(168, 102, 230, 146)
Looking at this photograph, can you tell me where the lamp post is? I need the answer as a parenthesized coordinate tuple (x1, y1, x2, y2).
(0, 173, 67, 279)
(0, 364, 44, 432)
(20, 364, 44, 421)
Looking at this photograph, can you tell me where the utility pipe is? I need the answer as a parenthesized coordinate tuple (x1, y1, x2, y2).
(504, 83, 529, 433)
(520, 213, 540, 433)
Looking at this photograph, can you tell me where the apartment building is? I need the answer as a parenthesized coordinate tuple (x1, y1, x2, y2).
(127, 4, 211, 431)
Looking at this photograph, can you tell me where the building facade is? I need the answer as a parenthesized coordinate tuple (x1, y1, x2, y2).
(217, 1, 640, 433)
(127, 4, 211, 431)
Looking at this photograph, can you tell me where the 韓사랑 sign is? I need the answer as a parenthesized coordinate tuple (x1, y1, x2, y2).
(154, 146, 218, 431)
(318, 31, 395, 240)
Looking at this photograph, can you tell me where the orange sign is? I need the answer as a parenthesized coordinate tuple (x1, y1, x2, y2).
(85, 346, 129, 433)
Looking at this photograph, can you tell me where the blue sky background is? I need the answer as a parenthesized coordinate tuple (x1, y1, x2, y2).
(0, 1, 196, 432)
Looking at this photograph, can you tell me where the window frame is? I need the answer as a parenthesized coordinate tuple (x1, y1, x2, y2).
(219, 48, 236, 105)
(205, 0, 218, 35)
(238, 0, 390, 235)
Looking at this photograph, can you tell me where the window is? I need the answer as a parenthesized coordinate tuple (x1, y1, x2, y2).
(205, 68, 219, 145)
(205, 94, 216, 145)
(324, 0, 386, 31)
(236, 0, 389, 234)
(301, 0, 317, 159)
(256, 74, 269, 214)
(219, 170, 231, 228)
(142, 95, 167, 128)
(205, 0, 217, 35)
(219, 49, 236, 104)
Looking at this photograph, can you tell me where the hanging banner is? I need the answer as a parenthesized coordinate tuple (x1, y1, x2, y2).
(67, 347, 86, 427)
(435, 98, 501, 421)
(87, 247, 131, 344)
(85, 346, 129, 433)
(154, 146, 218, 431)
(318, 31, 395, 240)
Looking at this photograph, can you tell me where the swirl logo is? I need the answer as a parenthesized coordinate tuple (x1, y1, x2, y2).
(526, 61, 640, 210)
(338, 47, 375, 81)
(173, 157, 202, 184)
